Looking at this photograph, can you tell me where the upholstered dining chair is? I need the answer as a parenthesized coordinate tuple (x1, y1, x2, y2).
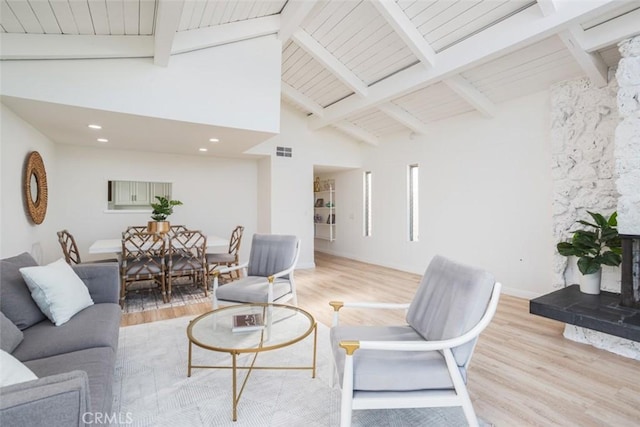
(206, 225, 244, 283)
(120, 231, 168, 306)
(212, 234, 300, 309)
(57, 229, 116, 265)
(167, 230, 208, 301)
(329, 255, 502, 427)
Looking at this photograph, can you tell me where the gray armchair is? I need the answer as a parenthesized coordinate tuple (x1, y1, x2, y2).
(212, 234, 300, 309)
(329, 255, 502, 427)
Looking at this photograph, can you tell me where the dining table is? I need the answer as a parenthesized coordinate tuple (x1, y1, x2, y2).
(89, 235, 228, 254)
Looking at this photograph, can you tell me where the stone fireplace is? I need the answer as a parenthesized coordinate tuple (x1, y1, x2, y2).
(532, 35, 640, 360)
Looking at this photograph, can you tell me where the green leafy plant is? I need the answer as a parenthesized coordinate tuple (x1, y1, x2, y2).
(556, 211, 622, 275)
(150, 196, 183, 221)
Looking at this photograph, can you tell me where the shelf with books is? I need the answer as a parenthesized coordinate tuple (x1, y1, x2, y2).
(314, 187, 335, 241)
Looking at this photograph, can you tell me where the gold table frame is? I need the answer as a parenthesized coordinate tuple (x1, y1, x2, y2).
(186, 303, 317, 421)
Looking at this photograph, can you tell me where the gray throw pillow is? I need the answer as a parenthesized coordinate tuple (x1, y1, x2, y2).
(0, 253, 47, 330)
(0, 311, 24, 352)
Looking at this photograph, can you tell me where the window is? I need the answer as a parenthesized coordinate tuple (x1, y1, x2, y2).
(408, 164, 419, 242)
(107, 180, 172, 211)
(364, 171, 372, 236)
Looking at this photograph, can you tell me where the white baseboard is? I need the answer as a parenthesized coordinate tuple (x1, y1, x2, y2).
(296, 261, 315, 270)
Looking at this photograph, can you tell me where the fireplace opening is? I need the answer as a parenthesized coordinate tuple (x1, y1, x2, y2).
(620, 234, 640, 308)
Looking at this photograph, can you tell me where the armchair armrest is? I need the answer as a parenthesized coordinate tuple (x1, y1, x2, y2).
(215, 261, 248, 275)
(269, 262, 297, 281)
(339, 282, 503, 353)
(329, 300, 411, 326)
(0, 370, 91, 427)
(72, 263, 119, 304)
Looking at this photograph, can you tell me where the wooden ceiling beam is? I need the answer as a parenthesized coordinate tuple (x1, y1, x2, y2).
(377, 103, 428, 135)
(573, 8, 640, 52)
(172, 15, 280, 55)
(370, 0, 436, 67)
(292, 29, 368, 97)
(281, 82, 325, 117)
(279, 0, 321, 43)
(443, 75, 497, 118)
(536, 0, 557, 17)
(153, 0, 184, 67)
(308, 0, 627, 130)
(539, 0, 607, 88)
(333, 121, 379, 146)
(559, 28, 609, 88)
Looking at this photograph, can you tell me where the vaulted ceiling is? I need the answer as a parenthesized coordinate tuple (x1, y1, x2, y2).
(1, 0, 639, 150)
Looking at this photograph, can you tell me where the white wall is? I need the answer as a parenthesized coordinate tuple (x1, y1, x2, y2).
(317, 91, 554, 298)
(0, 36, 282, 133)
(1, 104, 58, 262)
(249, 103, 363, 268)
(1, 103, 259, 263)
(53, 145, 258, 263)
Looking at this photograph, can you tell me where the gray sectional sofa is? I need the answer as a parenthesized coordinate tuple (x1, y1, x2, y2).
(0, 252, 121, 426)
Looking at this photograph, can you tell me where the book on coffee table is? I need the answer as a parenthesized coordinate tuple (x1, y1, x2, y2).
(232, 313, 264, 333)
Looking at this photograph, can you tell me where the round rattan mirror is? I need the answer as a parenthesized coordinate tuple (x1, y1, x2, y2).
(24, 151, 48, 224)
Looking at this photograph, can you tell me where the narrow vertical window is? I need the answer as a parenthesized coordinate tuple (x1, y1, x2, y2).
(364, 171, 372, 237)
(409, 164, 419, 242)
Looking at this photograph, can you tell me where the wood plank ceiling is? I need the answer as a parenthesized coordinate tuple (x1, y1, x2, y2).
(1, 0, 639, 147)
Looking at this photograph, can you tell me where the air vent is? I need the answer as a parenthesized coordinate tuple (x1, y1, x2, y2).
(276, 146, 292, 158)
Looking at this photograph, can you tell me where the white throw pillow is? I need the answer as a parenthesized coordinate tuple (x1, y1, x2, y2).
(0, 349, 38, 387)
(19, 258, 94, 326)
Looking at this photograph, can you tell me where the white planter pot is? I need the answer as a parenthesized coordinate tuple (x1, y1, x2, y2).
(579, 269, 602, 295)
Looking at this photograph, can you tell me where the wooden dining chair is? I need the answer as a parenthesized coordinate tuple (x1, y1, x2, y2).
(57, 229, 81, 264)
(207, 225, 244, 284)
(168, 225, 188, 238)
(57, 229, 116, 265)
(167, 230, 208, 301)
(122, 225, 149, 239)
(120, 231, 168, 306)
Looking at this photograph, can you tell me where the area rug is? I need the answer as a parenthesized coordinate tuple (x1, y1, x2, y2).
(113, 316, 489, 426)
(122, 280, 210, 313)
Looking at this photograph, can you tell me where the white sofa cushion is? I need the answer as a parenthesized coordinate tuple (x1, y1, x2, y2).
(0, 349, 37, 387)
(19, 258, 94, 326)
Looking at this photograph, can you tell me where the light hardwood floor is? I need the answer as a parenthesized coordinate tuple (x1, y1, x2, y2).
(121, 252, 640, 426)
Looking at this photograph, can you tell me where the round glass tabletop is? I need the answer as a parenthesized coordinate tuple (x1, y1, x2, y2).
(187, 303, 316, 353)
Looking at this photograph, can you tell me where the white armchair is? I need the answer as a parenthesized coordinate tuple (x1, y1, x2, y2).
(329, 255, 502, 427)
(212, 234, 300, 309)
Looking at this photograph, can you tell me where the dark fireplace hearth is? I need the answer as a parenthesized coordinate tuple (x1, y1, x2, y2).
(620, 234, 640, 308)
(529, 235, 640, 344)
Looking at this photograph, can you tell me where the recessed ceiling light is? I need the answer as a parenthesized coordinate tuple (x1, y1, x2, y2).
(97, 138, 108, 143)
(88, 124, 102, 129)
(209, 138, 219, 143)
(199, 148, 208, 152)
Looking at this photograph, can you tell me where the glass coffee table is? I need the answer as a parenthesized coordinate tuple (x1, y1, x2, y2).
(186, 303, 317, 421)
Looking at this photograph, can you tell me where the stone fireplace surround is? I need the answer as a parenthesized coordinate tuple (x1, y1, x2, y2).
(535, 36, 640, 360)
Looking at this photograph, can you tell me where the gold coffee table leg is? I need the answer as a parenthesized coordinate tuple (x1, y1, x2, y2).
(312, 323, 317, 378)
(187, 340, 192, 377)
(232, 352, 238, 421)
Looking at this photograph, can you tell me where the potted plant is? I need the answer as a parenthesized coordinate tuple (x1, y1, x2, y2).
(148, 196, 183, 234)
(556, 211, 622, 294)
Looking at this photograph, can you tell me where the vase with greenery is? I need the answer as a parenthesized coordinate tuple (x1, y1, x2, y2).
(556, 211, 622, 294)
(148, 196, 183, 234)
